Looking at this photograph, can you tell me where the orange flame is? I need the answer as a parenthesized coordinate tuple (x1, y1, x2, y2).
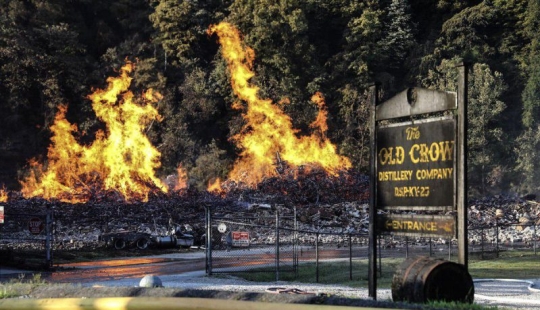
(20, 62, 167, 203)
(207, 178, 223, 193)
(0, 186, 7, 202)
(208, 22, 351, 187)
(309, 92, 329, 135)
(174, 164, 188, 191)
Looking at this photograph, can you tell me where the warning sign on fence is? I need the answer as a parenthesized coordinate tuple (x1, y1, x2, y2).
(28, 217, 44, 235)
(232, 231, 250, 247)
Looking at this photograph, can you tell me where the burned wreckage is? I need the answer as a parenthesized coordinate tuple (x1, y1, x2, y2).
(99, 223, 194, 250)
(95, 170, 369, 251)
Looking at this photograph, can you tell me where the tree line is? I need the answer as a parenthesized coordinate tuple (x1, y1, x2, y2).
(0, 0, 538, 196)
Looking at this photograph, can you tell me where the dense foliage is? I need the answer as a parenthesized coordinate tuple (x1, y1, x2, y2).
(0, 0, 537, 196)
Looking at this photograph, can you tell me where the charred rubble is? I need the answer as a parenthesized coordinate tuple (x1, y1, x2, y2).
(1, 169, 540, 252)
(1, 170, 369, 251)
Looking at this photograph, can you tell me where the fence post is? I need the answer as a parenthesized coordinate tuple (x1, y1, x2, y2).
(45, 207, 53, 268)
(205, 205, 212, 276)
(349, 233, 352, 280)
(481, 227, 484, 260)
(495, 223, 499, 258)
(534, 224, 537, 256)
(294, 206, 298, 276)
(448, 238, 451, 260)
(405, 237, 409, 259)
(275, 208, 280, 282)
(378, 235, 382, 278)
(315, 231, 319, 283)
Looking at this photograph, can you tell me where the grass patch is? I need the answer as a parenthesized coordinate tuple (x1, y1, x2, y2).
(425, 301, 498, 310)
(469, 250, 540, 279)
(232, 250, 540, 288)
(0, 273, 48, 299)
(232, 258, 402, 288)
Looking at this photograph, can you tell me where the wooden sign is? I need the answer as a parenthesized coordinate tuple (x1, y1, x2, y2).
(376, 117, 455, 209)
(368, 65, 469, 300)
(377, 214, 455, 237)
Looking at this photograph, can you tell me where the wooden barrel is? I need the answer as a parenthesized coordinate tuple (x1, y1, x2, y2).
(391, 256, 474, 303)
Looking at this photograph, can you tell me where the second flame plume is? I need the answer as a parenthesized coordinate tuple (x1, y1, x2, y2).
(208, 22, 351, 187)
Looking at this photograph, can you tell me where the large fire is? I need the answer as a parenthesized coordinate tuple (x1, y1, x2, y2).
(0, 186, 7, 202)
(208, 22, 351, 187)
(20, 62, 170, 203)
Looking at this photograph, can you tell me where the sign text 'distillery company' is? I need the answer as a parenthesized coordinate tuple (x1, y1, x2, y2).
(376, 118, 455, 207)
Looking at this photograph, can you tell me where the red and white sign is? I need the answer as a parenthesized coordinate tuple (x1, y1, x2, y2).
(28, 217, 44, 235)
(232, 231, 250, 247)
(0, 206, 4, 224)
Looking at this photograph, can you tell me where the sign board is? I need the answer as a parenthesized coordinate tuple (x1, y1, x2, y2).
(217, 222, 227, 233)
(0, 206, 3, 224)
(231, 231, 250, 247)
(368, 66, 469, 300)
(377, 117, 455, 209)
(377, 214, 455, 237)
(28, 217, 44, 235)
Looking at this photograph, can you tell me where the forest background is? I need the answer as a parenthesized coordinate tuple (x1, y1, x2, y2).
(1, 0, 539, 197)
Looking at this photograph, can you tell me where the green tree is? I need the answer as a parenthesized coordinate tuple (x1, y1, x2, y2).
(515, 127, 540, 194)
(379, 0, 416, 74)
(423, 59, 507, 195)
(147, 0, 232, 182)
(188, 140, 232, 190)
(419, 0, 530, 194)
(514, 0, 540, 193)
(149, 0, 225, 70)
(521, 0, 540, 128)
(225, 0, 320, 128)
(468, 63, 507, 194)
(0, 1, 89, 188)
(327, 1, 383, 171)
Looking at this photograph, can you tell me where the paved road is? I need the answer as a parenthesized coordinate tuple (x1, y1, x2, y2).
(2, 251, 540, 309)
(473, 279, 540, 309)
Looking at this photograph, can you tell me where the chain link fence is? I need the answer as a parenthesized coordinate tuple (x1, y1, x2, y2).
(469, 223, 540, 258)
(206, 205, 540, 284)
(205, 206, 297, 278)
(0, 204, 54, 268)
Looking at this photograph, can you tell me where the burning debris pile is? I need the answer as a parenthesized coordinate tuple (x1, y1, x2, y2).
(19, 62, 169, 204)
(13, 22, 354, 205)
(219, 168, 370, 205)
(0, 169, 371, 251)
(3, 182, 540, 253)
